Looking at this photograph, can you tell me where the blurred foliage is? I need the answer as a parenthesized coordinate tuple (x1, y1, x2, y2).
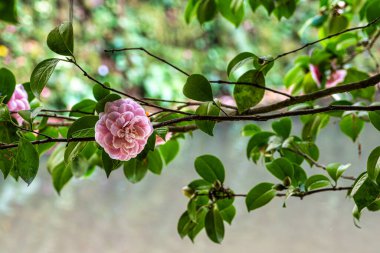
(0, 0, 323, 107)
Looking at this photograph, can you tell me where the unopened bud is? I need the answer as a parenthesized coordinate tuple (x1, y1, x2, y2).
(182, 186, 195, 198)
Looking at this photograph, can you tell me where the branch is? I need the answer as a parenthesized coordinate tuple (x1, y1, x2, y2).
(0, 137, 95, 150)
(66, 58, 194, 116)
(105, 47, 294, 99)
(153, 105, 380, 128)
(271, 16, 380, 61)
(246, 73, 380, 114)
(104, 47, 190, 76)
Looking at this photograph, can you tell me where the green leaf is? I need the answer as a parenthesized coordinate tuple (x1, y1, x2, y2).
(195, 101, 220, 136)
(147, 150, 163, 175)
(95, 93, 122, 113)
(351, 173, 380, 212)
(366, 0, 380, 23)
(367, 199, 380, 212)
(326, 163, 350, 183)
(305, 175, 331, 191)
(184, 0, 200, 23)
(233, 70, 265, 113)
(102, 150, 122, 178)
(0, 68, 16, 103)
(272, 117, 292, 139)
(339, 114, 364, 142)
(197, 0, 217, 24)
(52, 162, 73, 194)
(70, 154, 88, 178)
(47, 22, 74, 56)
(194, 155, 225, 183)
(227, 52, 257, 77)
(158, 139, 180, 165)
(0, 149, 15, 179)
(188, 207, 207, 242)
(21, 82, 35, 102)
(37, 127, 59, 155)
(216, 196, 234, 211)
(369, 111, 380, 131)
(67, 116, 98, 138)
(246, 131, 274, 159)
(219, 205, 236, 225)
(241, 124, 261, 136)
(93, 82, 111, 101)
(328, 15, 348, 34)
(367, 146, 380, 182)
(69, 99, 96, 117)
(292, 164, 307, 186)
(0, 104, 11, 122)
(183, 74, 213, 102)
(64, 142, 88, 166)
(266, 158, 294, 181)
(30, 58, 60, 99)
(187, 199, 198, 222)
(188, 179, 213, 190)
(302, 114, 329, 141)
(154, 127, 169, 141)
(0, 0, 18, 23)
(216, 0, 245, 27)
(205, 207, 224, 244)
(177, 211, 195, 238)
(16, 138, 39, 185)
(246, 182, 276, 211)
(123, 158, 148, 183)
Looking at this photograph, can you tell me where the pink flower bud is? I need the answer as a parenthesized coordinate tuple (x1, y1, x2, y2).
(95, 98, 153, 161)
(7, 84, 30, 125)
(156, 132, 172, 146)
(326, 70, 347, 88)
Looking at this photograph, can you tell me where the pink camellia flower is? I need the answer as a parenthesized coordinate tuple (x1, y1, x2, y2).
(95, 98, 153, 161)
(326, 70, 347, 88)
(156, 132, 172, 146)
(309, 64, 322, 87)
(7, 84, 30, 125)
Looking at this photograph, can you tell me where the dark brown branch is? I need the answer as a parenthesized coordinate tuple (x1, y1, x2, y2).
(153, 105, 380, 128)
(246, 73, 380, 114)
(0, 137, 95, 150)
(15, 126, 53, 139)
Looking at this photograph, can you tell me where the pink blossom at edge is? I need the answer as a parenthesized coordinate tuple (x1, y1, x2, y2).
(309, 64, 322, 87)
(7, 84, 30, 125)
(95, 98, 153, 161)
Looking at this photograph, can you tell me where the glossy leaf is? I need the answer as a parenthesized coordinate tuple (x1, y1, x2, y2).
(123, 158, 148, 183)
(227, 52, 257, 77)
(197, 0, 217, 24)
(67, 116, 98, 138)
(158, 139, 180, 165)
(194, 155, 225, 183)
(195, 101, 220, 136)
(241, 124, 261, 136)
(102, 150, 122, 177)
(16, 138, 39, 185)
(272, 117, 292, 139)
(367, 146, 380, 182)
(93, 82, 111, 101)
(220, 205, 236, 225)
(69, 99, 96, 117)
(246, 182, 276, 211)
(216, 0, 244, 27)
(305, 175, 331, 191)
(233, 70, 265, 113)
(0, 0, 17, 23)
(205, 207, 224, 244)
(0, 68, 16, 103)
(266, 158, 294, 181)
(183, 74, 213, 102)
(339, 114, 364, 142)
(369, 111, 380, 131)
(326, 163, 350, 183)
(351, 173, 380, 212)
(30, 58, 60, 99)
(147, 150, 164, 175)
(47, 22, 74, 56)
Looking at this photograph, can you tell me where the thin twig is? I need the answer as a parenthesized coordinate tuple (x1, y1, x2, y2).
(104, 47, 190, 76)
(0, 137, 95, 150)
(271, 16, 380, 62)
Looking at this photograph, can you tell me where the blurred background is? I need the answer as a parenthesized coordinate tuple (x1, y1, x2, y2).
(0, 0, 379, 252)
